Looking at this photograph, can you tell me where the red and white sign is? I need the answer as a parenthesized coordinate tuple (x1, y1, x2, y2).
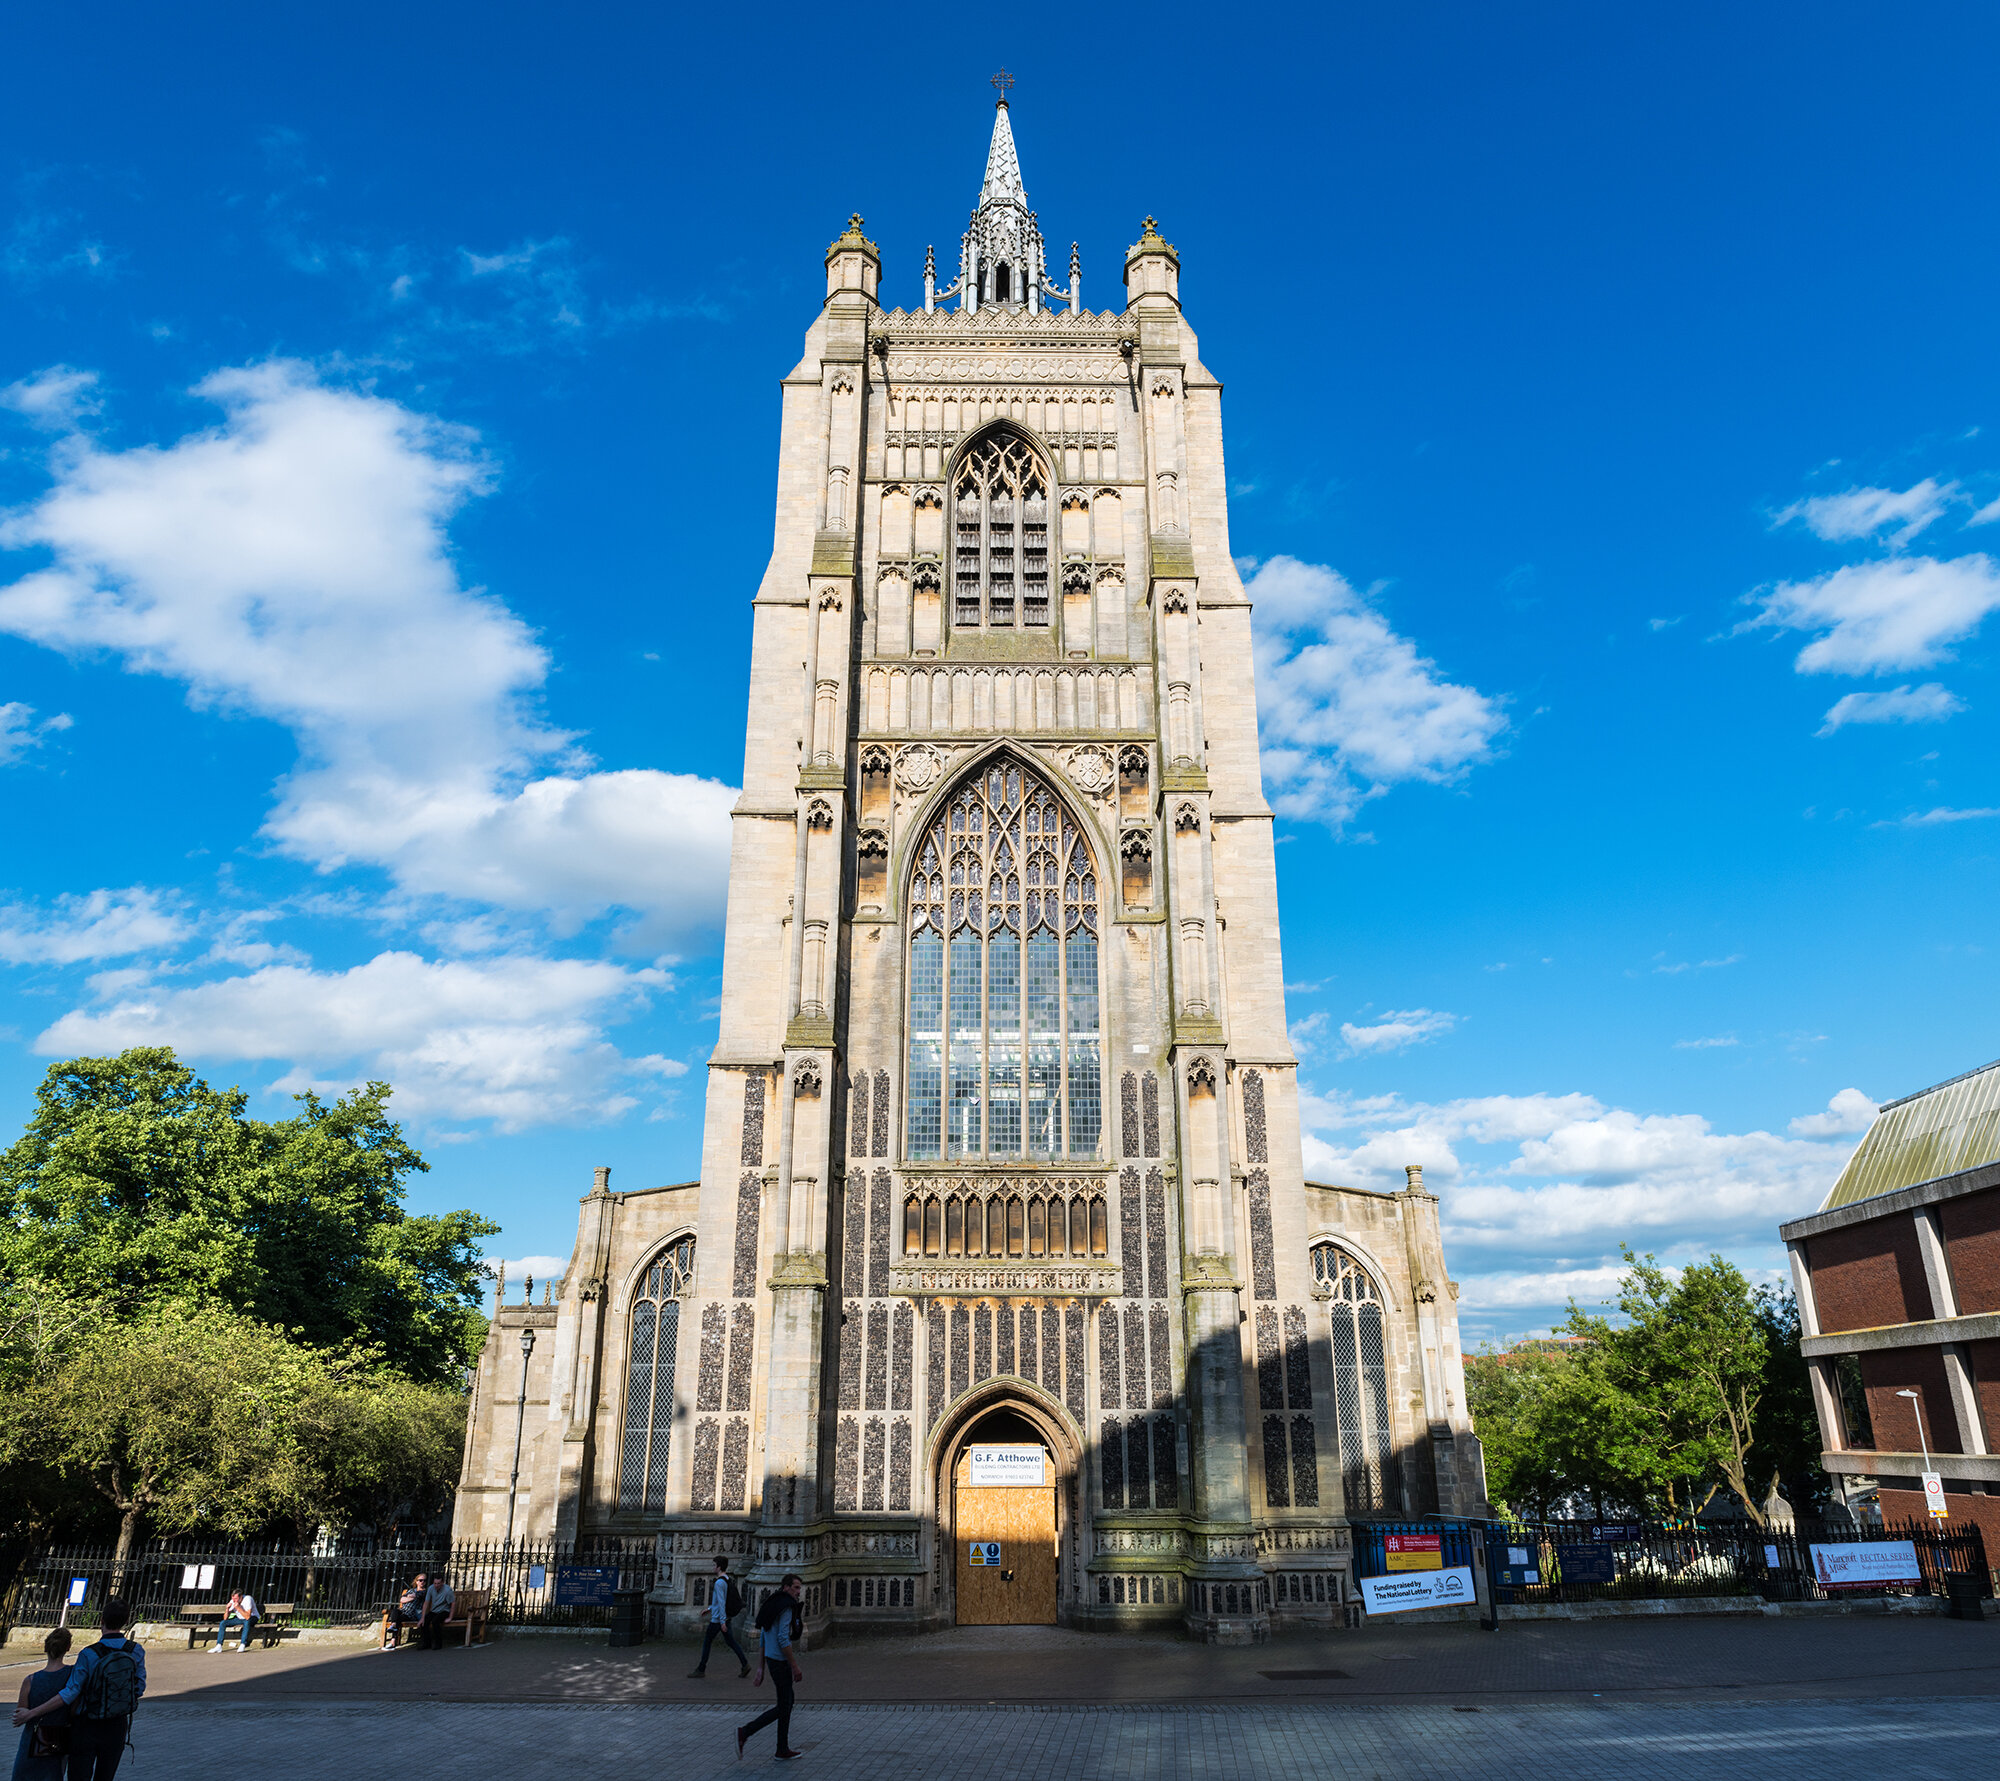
(1810, 1541, 1921, 1588)
(1922, 1472, 1948, 1518)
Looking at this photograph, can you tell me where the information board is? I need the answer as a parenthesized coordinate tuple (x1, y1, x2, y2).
(969, 1445, 1046, 1487)
(1555, 1542, 1615, 1585)
(1383, 1533, 1443, 1572)
(552, 1565, 618, 1607)
(1589, 1522, 1642, 1544)
(1358, 1566, 1476, 1614)
(1809, 1541, 1920, 1588)
(967, 1541, 1002, 1566)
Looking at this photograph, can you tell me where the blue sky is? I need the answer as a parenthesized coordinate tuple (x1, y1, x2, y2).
(4, 1, 1999, 1344)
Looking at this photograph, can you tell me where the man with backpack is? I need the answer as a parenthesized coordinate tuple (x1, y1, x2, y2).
(687, 1555, 750, 1679)
(10, 1595, 145, 1781)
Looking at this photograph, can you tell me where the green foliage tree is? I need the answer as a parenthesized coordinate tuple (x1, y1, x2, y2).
(0, 1048, 496, 1382)
(1470, 1251, 1825, 1522)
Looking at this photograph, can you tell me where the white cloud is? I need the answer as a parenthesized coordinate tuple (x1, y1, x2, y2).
(0, 700, 72, 763)
(1774, 479, 1958, 548)
(1288, 1010, 1331, 1057)
(0, 888, 190, 965)
(1653, 954, 1740, 975)
(35, 949, 673, 1129)
(487, 1255, 570, 1298)
(1883, 805, 2000, 827)
(1, 365, 101, 430)
(0, 361, 735, 947)
(1339, 1007, 1458, 1056)
(1456, 1267, 1632, 1311)
(1248, 557, 1505, 827)
(1674, 1035, 1738, 1049)
(1789, 1087, 1878, 1137)
(1817, 682, 1965, 734)
(1742, 554, 2000, 675)
(1298, 1085, 1843, 1253)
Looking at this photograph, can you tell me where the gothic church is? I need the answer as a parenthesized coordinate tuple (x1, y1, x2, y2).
(456, 93, 1485, 1640)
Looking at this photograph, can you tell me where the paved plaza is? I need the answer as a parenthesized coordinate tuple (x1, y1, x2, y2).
(92, 1697, 2000, 1781)
(10, 1618, 1998, 1779)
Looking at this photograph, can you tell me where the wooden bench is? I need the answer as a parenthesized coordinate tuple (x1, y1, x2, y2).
(378, 1588, 489, 1648)
(177, 1603, 294, 1649)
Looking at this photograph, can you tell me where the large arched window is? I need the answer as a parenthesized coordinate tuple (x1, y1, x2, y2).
(906, 758, 1100, 1160)
(617, 1236, 695, 1513)
(1312, 1242, 1397, 1514)
(953, 432, 1050, 629)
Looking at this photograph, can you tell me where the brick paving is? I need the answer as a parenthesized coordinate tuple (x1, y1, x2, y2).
(105, 1697, 2000, 1781)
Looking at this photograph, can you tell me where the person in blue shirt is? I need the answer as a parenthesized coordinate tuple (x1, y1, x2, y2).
(735, 1576, 804, 1763)
(687, 1556, 750, 1680)
(10, 1626, 72, 1781)
(12, 1597, 145, 1781)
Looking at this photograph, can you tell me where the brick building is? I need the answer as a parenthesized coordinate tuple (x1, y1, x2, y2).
(1781, 1057, 2000, 1548)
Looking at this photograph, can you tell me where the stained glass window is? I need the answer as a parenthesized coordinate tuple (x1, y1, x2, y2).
(1312, 1243, 1396, 1514)
(617, 1236, 696, 1513)
(904, 757, 1101, 1160)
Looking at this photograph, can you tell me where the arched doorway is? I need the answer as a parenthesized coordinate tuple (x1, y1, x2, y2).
(936, 1393, 1073, 1626)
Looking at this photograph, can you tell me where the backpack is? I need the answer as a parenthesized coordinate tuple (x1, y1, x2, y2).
(81, 1640, 141, 1720)
(725, 1578, 744, 1619)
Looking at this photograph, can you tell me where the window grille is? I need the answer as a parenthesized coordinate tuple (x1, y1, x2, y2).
(952, 432, 1051, 629)
(1312, 1243, 1395, 1513)
(617, 1236, 696, 1512)
(904, 757, 1101, 1160)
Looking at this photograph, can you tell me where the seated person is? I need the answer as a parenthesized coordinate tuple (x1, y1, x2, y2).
(381, 1574, 428, 1651)
(213, 1590, 260, 1653)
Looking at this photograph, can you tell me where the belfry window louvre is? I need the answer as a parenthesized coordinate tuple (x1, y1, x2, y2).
(952, 432, 1050, 629)
(1312, 1242, 1396, 1515)
(905, 758, 1101, 1161)
(617, 1236, 696, 1512)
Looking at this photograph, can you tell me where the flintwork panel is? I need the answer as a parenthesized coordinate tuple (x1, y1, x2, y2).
(733, 1175, 761, 1298)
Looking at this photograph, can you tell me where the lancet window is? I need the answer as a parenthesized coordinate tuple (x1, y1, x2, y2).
(901, 1184, 1109, 1257)
(1312, 1243, 1396, 1514)
(617, 1236, 696, 1513)
(905, 758, 1101, 1161)
(953, 431, 1050, 629)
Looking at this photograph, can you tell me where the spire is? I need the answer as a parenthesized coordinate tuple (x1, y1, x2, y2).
(979, 95, 1028, 211)
(956, 73, 1049, 314)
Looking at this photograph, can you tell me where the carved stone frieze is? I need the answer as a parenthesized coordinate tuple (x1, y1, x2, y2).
(888, 1261, 1123, 1298)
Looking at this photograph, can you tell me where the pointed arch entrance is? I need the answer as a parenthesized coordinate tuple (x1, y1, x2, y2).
(931, 1379, 1080, 1625)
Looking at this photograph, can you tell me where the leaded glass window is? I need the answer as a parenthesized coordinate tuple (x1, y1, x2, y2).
(617, 1236, 695, 1513)
(953, 431, 1050, 628)
(1312, 1243, 1396, 1514)
(905, 758, 1101, 1160)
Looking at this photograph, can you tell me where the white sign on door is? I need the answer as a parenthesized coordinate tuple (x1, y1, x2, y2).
(968, 1541, 1002, 1566)
(1922, 1472, 1947, 1517)
(969, 1444, 1046, 1487)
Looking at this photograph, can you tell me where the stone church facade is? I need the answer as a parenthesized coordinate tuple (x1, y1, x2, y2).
(456, 97, 1485, 1640)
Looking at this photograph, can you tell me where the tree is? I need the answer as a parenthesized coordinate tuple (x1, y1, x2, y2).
(1565, 1249, 1776, 1524)
(0, 1049, 496, 1382)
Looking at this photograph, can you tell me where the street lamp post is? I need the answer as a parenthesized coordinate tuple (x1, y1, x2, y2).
(1896, 1387, 1934, 1474)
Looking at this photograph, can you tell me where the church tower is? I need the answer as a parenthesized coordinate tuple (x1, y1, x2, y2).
(455, 87, 1484, 1641)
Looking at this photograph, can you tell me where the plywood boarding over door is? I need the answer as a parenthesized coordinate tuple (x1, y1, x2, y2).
(952, 1445, 1058, 1624)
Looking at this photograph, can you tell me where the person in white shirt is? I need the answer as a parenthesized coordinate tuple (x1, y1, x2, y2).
(686, 1555, 749, 1679)
(212, 1591, 259, 1653)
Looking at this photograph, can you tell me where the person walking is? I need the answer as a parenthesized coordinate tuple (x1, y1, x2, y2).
(688, 1556, 750, 1679)
(735, 1576, 804, 1763)
(419, 1574, 456, 1650)
(10, 1628, 72, 1781)
(12, 1596, 144, 1781)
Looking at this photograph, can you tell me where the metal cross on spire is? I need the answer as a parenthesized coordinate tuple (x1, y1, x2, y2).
(991, 67, 1014, 101)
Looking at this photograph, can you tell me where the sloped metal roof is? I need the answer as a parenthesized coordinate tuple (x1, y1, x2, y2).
(1823, 1057, 2000, 1209)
